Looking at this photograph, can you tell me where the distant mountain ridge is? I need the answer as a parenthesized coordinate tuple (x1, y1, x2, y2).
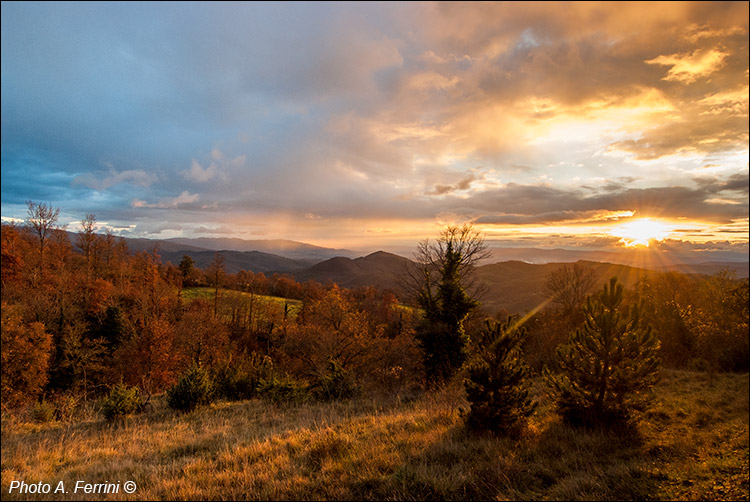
(482, 246, 748, 267)
(165, 237, 358, 262)
(159, 250, 313, 275)
(105, 234, 358, 275)
(67, 232, 746, 313)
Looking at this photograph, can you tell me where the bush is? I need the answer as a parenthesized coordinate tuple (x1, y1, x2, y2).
(30, 399, 56, 423)
(257, 373, 308, 404)
(213, 353, 273, 401)
(167, 363, 215, 412)
(311, 359, 360, 401)
(464, 318, 535, 435)
(545, 277, 661, 427)
(100, 382, 142, 422)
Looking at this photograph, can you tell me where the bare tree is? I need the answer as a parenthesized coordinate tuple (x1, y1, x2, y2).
(25, 201, 60, 278)
(545, 262, 597, 314)
(77, 213, 97, 279)
(404, 223, 491, 304)
(206, 253, 226, 316)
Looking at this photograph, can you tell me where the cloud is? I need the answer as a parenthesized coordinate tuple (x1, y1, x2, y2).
(426, 174, 480, 196)
(72, 168, 158, 191)
(182, 160, 222, 183)
(646, 48, 728, 83)
(2, 2, 748, 248)
(132, 191, 199, 209)
(180, 148, 242, 184)
(608, 112, 749, 159)
(449, 175, 748, 227)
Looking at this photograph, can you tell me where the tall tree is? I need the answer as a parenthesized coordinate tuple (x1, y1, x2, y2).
(545, 277, 661, 427)
(77, 213, 97, 282)
(1, 303, 53, 408)
(25, 201, 59, 280)
(0, 222, 25, 292)
(178, 255, 197, 286)
(206, 253, 226, 317)
(409, 224, 489, 386)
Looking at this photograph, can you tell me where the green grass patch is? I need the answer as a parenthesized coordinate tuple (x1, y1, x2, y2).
(182, 287, 302, 316)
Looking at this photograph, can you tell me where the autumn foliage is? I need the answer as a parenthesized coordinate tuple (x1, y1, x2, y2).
(0, 204, 424, 414)
(1, 204, 747, 427)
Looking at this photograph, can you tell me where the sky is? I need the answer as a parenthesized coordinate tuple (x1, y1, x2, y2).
(1, 1, 748, 254)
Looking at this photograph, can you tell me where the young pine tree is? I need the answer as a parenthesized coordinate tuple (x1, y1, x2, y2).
(545, 277, 661, 427)
(167, 363, 215, 412)
(464, 318, 536, 435)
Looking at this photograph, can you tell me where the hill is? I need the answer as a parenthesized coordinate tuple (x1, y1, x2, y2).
(295, 256, 674, 314)
(68, 231, 746, 310)
(166, 237, 357, 261)
(481, 247, 748, 278)
(159, 249, 313, 275)
(75, 233, 345, 275)
(294, 251, 417, 291)
(660, 261, 749, 278)
(475, 260, 665, 315)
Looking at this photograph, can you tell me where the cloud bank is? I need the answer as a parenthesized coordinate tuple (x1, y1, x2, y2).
(1, 1, 747, 249)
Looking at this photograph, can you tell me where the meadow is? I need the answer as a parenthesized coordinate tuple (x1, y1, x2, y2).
(2, 370, 747, 501)
(181, 287, 303, 318)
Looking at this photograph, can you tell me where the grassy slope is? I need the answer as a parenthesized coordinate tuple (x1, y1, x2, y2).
(182, 287, 303, 315)
(182, 287, 302, 305)
(2, 370, 748, 501)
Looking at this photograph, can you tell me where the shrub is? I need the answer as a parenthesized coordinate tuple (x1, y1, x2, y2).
(30, 399, 56, 423)
(100, 382, 142, 422)
(311, 359, 360, 401)
(166, 363, 215, 412)
(464, 318, 535, 435)
(213, 352, 273, 401)
(545, 277, 661, 427)
(257, 373, 308, 404)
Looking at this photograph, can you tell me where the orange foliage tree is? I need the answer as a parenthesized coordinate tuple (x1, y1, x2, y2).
(1, 303, 53, 408)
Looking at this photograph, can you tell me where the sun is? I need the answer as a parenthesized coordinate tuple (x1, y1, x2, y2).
(611, 218, 672, 247)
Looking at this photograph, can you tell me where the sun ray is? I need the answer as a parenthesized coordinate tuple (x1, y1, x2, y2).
(610, 218, 673, 247)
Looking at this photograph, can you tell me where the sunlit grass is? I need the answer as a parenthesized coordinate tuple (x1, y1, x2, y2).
(182, 287, 303, 317)
(2, 370, 747, 500)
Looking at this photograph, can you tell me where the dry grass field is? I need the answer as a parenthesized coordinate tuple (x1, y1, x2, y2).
(2, 370, 747, 501)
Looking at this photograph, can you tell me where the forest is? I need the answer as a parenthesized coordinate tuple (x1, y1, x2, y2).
(1, 202, 748, 500)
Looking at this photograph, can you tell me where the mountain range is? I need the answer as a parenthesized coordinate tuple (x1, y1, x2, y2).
(107, 234, 747, 314)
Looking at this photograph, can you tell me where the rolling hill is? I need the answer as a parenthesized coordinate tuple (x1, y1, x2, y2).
(158, 249, 313, 275)
(71, 232, 745, 312)
(165, 237, 357, 261)
(475, 260, 665, 315)
(293, 251, 417, 291)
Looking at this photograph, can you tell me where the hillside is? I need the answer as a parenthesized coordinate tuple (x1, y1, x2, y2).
(3, 371, 747, 501)
(661, 261, 749, 278)
(294, 251, 417, 292)
(166, 237, 358, 261)
(69, 231, 746, 311)
(481, 246, 749, 275)
(159, 249, 313, 275)
(475, 260, 665, 315)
